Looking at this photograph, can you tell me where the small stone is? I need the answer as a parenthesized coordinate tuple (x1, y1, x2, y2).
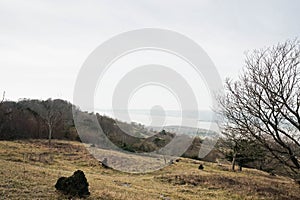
(101, 158, 110, 168)
(198, 164, 204, 170)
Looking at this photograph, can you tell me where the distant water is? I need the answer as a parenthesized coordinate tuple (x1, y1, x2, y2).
(95, 109, 220, 132)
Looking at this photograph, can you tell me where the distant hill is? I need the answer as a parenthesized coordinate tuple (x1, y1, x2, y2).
(0, 99, 75, 140)
(0, 98, 223, 161)
(148, 125, 219, 138)
(0, 99, 190, 154)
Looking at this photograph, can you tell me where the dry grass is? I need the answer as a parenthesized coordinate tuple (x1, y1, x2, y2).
(0, 139, 299, 200)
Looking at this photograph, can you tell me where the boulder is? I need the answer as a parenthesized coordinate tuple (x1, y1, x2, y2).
(55, 170, 90, 198)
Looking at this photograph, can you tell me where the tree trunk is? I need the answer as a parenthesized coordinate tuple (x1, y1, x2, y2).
(36, 118, 40, 139)
(232, 151, 237, 171)
(48, 123, 52, 146)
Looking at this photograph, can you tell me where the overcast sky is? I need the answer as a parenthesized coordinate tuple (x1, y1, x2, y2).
(1, 0, 299, 111)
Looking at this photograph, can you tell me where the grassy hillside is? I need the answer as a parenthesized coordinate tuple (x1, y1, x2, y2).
(0, 140, 299, 200)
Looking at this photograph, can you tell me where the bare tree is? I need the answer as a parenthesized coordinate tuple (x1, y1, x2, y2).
(0, 91, 7, 134)
(218, 130, 266, 171)
(0, 91, 5, 127)
(0, 91, 5, 105)
(44, 100, 61, 145)
(219, 39, 300, 179)
(21, 99, 62, 146)
(219, 127, 246, 171)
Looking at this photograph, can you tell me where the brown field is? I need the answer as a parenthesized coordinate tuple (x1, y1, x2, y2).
(0, 139, 299, 200)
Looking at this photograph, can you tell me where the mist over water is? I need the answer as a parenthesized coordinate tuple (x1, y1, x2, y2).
(95, 109, 219, 132)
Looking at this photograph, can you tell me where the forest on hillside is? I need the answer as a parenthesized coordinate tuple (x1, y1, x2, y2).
(0, 98, 210, 159)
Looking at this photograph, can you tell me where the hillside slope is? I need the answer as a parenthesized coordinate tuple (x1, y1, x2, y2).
(0, 140, 299, 200)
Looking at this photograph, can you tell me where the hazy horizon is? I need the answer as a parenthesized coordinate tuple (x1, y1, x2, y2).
(1, 0, 300, 104)
(1, 1, 300, 129)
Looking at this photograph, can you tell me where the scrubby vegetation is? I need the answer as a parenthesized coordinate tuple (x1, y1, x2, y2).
(0, 98, 215, 161)
(0, 139, 299, 200)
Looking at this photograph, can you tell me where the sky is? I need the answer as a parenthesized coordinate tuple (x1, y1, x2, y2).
(0, 0, 299, 113)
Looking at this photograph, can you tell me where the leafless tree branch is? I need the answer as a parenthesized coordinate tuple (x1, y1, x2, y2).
(218, 39, 300, 179)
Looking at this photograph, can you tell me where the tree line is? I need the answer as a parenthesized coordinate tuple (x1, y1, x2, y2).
(0, 98, 77, 141)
